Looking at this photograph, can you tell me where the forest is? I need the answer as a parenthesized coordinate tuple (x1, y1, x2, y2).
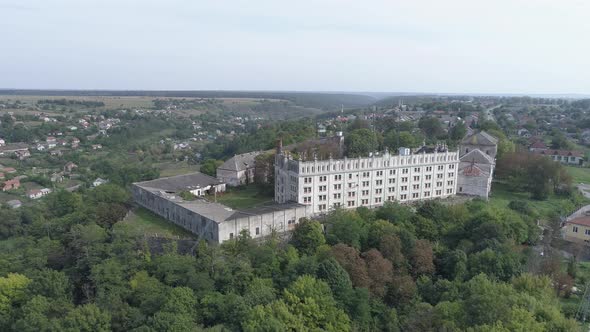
(0, 180, 581, 331)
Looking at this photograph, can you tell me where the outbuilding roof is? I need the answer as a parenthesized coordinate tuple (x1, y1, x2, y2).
(134, 172, 223, 193)
(461, 131, 498, 146)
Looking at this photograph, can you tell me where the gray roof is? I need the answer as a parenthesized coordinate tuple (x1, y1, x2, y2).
(218, 152, 261, 172)
(460, 149, 494, 164)
(0, 143, 29, 153)
(134, 172, 222, 193)
(461, 131, 498, 146)
(138, 186, 304, 224)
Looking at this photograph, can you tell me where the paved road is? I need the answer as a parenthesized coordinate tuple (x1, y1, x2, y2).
(483, 104, 502, 122)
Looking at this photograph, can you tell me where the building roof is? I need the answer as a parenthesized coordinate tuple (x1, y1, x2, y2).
(134, 172, 223, 193)
(459, 149, 494, 164)
(0, 143, 29, 153)
(534, 149, 583, 158)
(529, 140, 548, 149)
(218, 151, 261, 172)
(567, 216, 590, 227)
(6, 200, 21, 206)
(461, 131, 498, 146)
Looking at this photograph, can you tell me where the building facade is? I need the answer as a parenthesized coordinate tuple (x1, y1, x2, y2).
(216, 151, 261, 187)
(133, 181, 311, 243)
(275, 147, 460, 214)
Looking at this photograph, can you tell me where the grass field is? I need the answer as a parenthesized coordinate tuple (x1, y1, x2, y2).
(114, 207, 195, 239)
(209, 185, 274, 209)
(489, 182, 583, 220)
(566, 166, 590, 184)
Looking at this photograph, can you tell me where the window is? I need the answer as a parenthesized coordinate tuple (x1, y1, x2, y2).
(459, 186, 463, 192)
(438, 165, 444, 171)
(414, 167, 420, 172)
(449, 164, 455, 169)
(585, 229, 590, 235)
(413, 176, 420, 181)
(435, 190, 442, 195)
(573, 226, 579, 233)
(426, 166, 432, 171)
(362, 181, 370, 187)
(362, 190, 369, 196)
(349, 173, 353, 179)
(303, 196, 311, 203)
(319, 204, 327, 211)
(319, 176, 327, 182)
(387, 196, 395, 201)
(402, 177, 408, 183)
(424, 191, 430, 197)
(437, 174, 444, 179)
(361, 199, 369, 205)
(437, 181, 443, 187)
(376, 180, 383, 185)
(375, 188, 382, 194)
(402, 168, 409, 174)
(376, 170, 383, 176)
(348, 201, 356, 207)
(363, 172, 370, 178)
(333, 193, 341, 199)
(413, 184, 419, 190)
(333, 184, 342, 190)
(447, 180, 453, 186)
(304, 177, 312, 183)
(425, 175, 432, 180)
(375, 197, 382, 203)
(229, 233, 234, 239)
(334, 174, 342, 180)
(348, 192, 356, 197)
(388, 187, 395, 192)
(319, 185, 327, 192)
(448, 172, 454, 178)
(412, 193, 419, 198)
(319, 195, 327, 201)
(389, 178, 395, 184)
(389, 169, 396, 175)
(256, 227, 260, 235)
(400, 194, 407, 200)
(425, 183, 431, 188)
(447, 188, 453, 194)
(304, 187, 311, 194)
(401, 185, 408, 191)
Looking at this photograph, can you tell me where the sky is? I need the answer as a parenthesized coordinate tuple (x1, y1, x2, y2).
(1, 0, 590, 94)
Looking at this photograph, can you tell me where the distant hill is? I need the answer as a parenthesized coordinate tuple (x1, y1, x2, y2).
(0, 89, 377, 111)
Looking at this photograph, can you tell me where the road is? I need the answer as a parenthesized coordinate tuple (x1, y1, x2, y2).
(483, 104, 502, 122)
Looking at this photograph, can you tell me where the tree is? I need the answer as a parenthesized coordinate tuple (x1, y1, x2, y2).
(345, 129, 380, 157)
(410, 240, 435, 276)
(331, 244, 370, 288)
(291, 218, 325, 255)
(200, 159, 223, 177)
(281, 275, 351, 331)
(418, 116, 444, 139)
(450, 122, 467, 141)
(60, 304, 111, 332)
(363, 249, 393, 298)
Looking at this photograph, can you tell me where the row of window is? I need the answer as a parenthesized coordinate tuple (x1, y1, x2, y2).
(301, 164, 456, 178)
(299, 156, 458, 174)
(301, 171, 454, 185)
(303, 188, 455, 206)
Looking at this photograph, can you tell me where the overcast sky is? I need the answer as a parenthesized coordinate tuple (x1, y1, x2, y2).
(1, 0, 589, 94)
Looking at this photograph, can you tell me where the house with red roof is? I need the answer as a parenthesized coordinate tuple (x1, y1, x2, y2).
(564, 215, 590, 244)
(533, 149, 584, 166)
(528, 140, 547, 152)
(2, 178, 20, 191)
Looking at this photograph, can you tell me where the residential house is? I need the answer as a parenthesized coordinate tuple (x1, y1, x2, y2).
(64, 162, 78, 173)
(15, 149, 30, 160)
(71, 137, 80, 148)
(50, 172, 64, 183)
(564, 214, 590, 245)
(529, 140, 548, 152)
(0, 138, 5, 146)
(93, 178, 108, 187)
(28, 188, 52, 199)
(46, 136, 57, 149)
(2, 179, 20, 191)
(533, 149, 584, 166)
(91, 144, 102, 150)
(3, 167, 16, 174)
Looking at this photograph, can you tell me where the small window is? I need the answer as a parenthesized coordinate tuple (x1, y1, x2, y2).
(573, 226, 579, 233)
(256, 227, 260, 235)
(585, 229, 590, 236)
(229, 232, 234, 239)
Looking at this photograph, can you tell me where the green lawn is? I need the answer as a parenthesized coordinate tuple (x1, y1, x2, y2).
(566, 166, 590, 184)
(114, 207, 195, 239)
(488, 182, 583, 220)
(209, 185, 274, 209)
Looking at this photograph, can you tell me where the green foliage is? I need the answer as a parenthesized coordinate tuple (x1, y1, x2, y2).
(291, 218, 326, 255)
(345, 128, 381, 157)
(200, 159, 223, 177)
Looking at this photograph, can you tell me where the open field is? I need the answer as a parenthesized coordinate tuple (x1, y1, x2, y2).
(566, 166, 590, 184)
(115, 207, 195, 239)
(489, 182, 584, 220)
(0, 95, 155, 110)
(208, 185, 274, 209)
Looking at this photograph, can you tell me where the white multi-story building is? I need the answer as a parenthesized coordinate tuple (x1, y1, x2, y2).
(275, 146, 460, 214)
